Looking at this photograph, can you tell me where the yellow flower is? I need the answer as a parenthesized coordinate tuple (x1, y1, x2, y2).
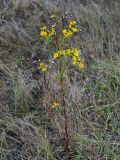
(61, 50, 66, 56)
(63, 20, 77, 38)
(77, 56, 81, 61)
(63, 29, 67, 34)
(48, 27, 55, 37)
(67, 30, 73, 37)
(53, 48, 84, 69)
(54, 50, 68, 58)
(40, 25, 55, 39)
(72, 48, 79, 57)
(63, 29, 73, 38)
(72, 21, 77, 25)
(68, 20, 77, 28)
(69, 20, 77, 26)
(51, 102, 60, 109)
(78, 62, 85, 69)
(66, 49, 71, 55)
(54, 52, 59, 59)
(72, 56, 77, 65)
(39, 62, 48, 72)
(71, 27, 78, 33)
(40, 31, 47, 37)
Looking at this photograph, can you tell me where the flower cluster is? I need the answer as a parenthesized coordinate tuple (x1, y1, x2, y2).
(39, 62, 48, 72)
(53, 48, 84, 69)
(62, 20, 78, 38)
(51, 102, 60, 109)
(39, 19, 85, 70)
(40, 26, 55, 39)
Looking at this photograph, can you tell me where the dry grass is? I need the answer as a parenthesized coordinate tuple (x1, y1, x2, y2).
(0, 0, 120, 159)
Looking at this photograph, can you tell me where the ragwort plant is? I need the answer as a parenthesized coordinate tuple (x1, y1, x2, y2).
(39, 15, 85, 152)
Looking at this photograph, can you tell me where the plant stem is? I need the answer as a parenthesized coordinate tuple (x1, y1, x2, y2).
(59, 61, 69, 151)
